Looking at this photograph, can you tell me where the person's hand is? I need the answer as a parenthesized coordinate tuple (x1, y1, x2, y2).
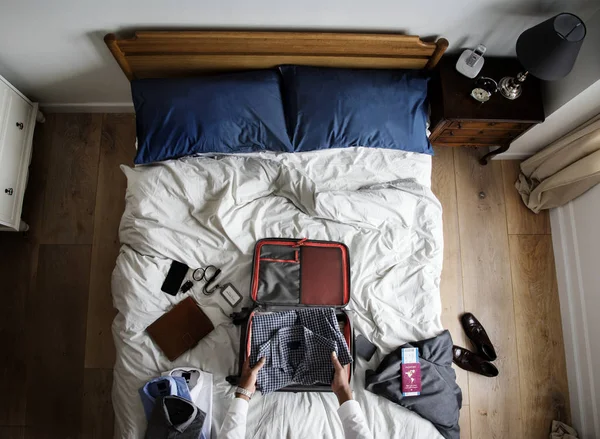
(236, 356, 266, 401)
(331, 351, 353, 406)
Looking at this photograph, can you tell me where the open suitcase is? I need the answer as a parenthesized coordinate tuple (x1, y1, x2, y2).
(229, 238, 354, 392)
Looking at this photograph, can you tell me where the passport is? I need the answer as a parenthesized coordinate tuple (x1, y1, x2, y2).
(401, 347, 422, 396)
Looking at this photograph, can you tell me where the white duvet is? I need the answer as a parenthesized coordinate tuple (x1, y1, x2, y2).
(112, 147, 445, 439)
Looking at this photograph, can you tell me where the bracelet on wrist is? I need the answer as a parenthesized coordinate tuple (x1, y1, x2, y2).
(235, 386, 253, 399)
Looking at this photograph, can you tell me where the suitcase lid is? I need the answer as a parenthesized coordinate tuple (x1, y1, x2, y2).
(250, 238, 350, 307)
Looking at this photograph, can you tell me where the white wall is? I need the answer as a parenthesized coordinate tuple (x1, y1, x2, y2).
(500, 78, 600, 159)
(0, 0, 598, 106)
(551, 184, 600, 438)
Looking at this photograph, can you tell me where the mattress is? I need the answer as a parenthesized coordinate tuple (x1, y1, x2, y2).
(112, 147, 445, 438)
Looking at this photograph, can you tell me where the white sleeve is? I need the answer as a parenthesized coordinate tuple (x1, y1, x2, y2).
(337, 400, 374, 439)
(217, 397, 249, 439)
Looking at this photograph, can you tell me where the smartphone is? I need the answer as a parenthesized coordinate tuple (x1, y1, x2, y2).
(161, 260, 189, 296)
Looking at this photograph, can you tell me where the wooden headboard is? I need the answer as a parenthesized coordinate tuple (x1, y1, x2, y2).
(104, 31, 449, 80)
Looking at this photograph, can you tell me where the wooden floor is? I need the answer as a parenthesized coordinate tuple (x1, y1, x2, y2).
(0, 114, 570, 438)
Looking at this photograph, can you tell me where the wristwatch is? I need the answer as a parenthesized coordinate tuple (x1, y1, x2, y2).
(235, 387, 254, 399)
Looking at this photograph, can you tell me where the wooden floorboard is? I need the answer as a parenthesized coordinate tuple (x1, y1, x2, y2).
(40, 114, 102, 245)
(502, 160, 551, 235)
(454, 147, 523, 438)
(431, 146, 470, 406)
(25, 245, 91, 438)
(85, 114, 135, 369)
(82, 369, 114, 439)
(0, 234, 32, 426)
(458, 406, 472, 439)
(0, 426, 25, 439)
(90, 114, 135, 248)
(509, 235, 570, 438)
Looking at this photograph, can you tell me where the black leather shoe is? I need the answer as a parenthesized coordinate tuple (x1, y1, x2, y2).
(461, 312, 497, 361)
(453, 345, 499, 377)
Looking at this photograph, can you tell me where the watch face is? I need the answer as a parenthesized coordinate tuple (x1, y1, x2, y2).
(471, 88, 491, 102)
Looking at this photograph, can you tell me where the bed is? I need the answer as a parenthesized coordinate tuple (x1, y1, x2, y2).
(105, 31, 449, 439)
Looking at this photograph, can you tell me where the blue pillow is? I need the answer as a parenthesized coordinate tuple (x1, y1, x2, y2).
(279, 66, 432, 154)
(132, 70, 293, 164)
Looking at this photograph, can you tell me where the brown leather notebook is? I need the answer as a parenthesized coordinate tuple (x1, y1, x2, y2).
(146, 297, 214, 361)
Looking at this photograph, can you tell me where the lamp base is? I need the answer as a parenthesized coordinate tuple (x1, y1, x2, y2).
(499, 72, 528, 100)
(499, 76, 522, 100)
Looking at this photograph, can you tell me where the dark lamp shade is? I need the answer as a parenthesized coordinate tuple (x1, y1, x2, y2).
(516, 13, 586, 81)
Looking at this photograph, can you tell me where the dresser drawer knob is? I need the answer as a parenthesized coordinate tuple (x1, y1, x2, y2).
(16, 122, 23, 130)
(457, 122, 462, 129)
(449, 130, 454, 136)
(5, 188, 13, 196)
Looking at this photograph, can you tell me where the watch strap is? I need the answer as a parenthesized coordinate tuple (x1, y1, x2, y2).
(235, 386, 254, 399)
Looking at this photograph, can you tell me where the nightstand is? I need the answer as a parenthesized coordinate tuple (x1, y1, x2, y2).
(429, 56, 545, 164)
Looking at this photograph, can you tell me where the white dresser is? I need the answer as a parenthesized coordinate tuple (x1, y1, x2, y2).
(0, 74, 42, 231)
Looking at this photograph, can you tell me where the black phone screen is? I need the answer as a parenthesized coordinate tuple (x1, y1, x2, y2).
(161, 261, 189, 296)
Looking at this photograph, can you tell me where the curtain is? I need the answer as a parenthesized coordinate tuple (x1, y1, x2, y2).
(516, 113, 600, 213)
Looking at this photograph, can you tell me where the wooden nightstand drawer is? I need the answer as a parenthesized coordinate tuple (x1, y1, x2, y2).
(432, 128, 520, 146)
(435, 136, 506, 146)
(433, 124, 522, 147)
(447, 121, 532, 131)
(441, 128, 518, 139)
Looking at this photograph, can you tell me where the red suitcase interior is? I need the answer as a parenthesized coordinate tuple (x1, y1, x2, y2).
(243, 238, 354, 391)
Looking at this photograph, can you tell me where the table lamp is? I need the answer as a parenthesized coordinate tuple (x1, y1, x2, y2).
(499, 12, 586, 100)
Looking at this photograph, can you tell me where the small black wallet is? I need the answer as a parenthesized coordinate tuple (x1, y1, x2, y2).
(355, 334, 377, 361)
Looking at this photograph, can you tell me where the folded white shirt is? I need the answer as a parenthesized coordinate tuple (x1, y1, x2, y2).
(163, 367, 213, 439)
